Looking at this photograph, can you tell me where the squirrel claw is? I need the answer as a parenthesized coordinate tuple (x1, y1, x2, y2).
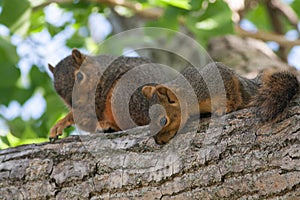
(49, 125, 63, 142)
(49, 136, 58, 143)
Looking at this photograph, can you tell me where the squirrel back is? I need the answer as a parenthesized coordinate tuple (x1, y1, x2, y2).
(95, 56, 154, 128)
(142, 62, 299, 144)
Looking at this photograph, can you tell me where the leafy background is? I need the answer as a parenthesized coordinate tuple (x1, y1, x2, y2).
(0, 0, 299, 148)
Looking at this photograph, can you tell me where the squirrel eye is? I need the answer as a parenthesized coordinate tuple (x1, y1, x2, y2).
(159, 116, 168, 127)
(76, 72, 84, 82)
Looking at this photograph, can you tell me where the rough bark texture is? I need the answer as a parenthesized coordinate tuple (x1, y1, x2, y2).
(1, 106, 300, 199)
(1, 36, 300, 199)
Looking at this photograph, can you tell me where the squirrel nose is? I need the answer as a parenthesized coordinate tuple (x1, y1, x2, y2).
(153, 134, 167, 145)
(103, 127, 116, 133)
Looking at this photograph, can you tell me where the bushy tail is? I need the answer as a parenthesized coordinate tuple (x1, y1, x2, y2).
(252, 71, 299, 122)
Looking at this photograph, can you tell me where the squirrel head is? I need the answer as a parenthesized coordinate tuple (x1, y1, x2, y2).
(142, 85, 182, 145)
(48, 49, 86, 106)
(48, 49, 85, 74)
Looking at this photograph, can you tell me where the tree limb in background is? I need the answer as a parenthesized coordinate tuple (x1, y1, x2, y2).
(226, 0, 299, 61)
(267, 0, 299, 28)
(265, 0, 299, 61)
(235, 25, 300, 47)
(266, 0, 287, 61)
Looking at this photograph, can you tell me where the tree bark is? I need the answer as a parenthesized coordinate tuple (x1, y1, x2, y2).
(1, 36, 300, 199)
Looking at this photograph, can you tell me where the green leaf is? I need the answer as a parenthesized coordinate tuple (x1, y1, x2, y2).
(146, 6, 180, 30)
(0, 37, 36, 106)
(23, 117, 53, 139)
(0, 0, 31, 35)
(66, 30, 86, 48)
(244, 3, 272, 31)
(0, 135, 10, 148)
(160, 0, 191, 10)
(136, 0, 147, 3)
(186, 0, 233, 46)
(62, 3, 93, 25)
(29, 8, 45, 33)
(44, 93, 68, 126)
(0, 36, 19, 63)
(0, 63, 19, 88)
(190, 0, 204, 10)
(291, 0, 300, 18)
(7, 117, 26, 138)
(0, 37, 21, 105)
(0, 87, 34, 106)
(46, 23, 66, 37)
(0, 88, 13, 105)
(30, 66, 49, 86)
(1, 132, 48, 148)
(11, 88, 35, 105)
(7, 116, 49, 140)
(29, 118, 48, 138)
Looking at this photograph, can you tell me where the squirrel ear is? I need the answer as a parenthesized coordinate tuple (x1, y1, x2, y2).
(156, 85, 177, 104)
(142, 86, 156, 100)
(48, 64, 55, 74)
(72, 49, 84, 66)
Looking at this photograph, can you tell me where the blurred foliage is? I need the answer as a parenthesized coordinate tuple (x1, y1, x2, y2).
(0, 0, 299, 149)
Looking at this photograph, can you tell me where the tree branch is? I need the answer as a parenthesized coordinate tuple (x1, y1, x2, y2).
(268, 0, 299, 28)
(235, 25, 300, 48)
(1, 103, 300, 199)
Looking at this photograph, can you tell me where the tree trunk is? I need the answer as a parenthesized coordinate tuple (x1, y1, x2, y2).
(1, 36, 299, 199)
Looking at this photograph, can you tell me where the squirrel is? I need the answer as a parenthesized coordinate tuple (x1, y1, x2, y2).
(48, 49, 299, 144)
(48, 49, 158, 139)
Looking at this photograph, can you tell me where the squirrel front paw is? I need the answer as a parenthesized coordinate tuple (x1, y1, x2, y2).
(49, 124, 64, 142)
(49, 111, 74, 142)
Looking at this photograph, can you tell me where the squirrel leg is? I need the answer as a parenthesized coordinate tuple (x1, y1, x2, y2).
(49, 111, 74, 142)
